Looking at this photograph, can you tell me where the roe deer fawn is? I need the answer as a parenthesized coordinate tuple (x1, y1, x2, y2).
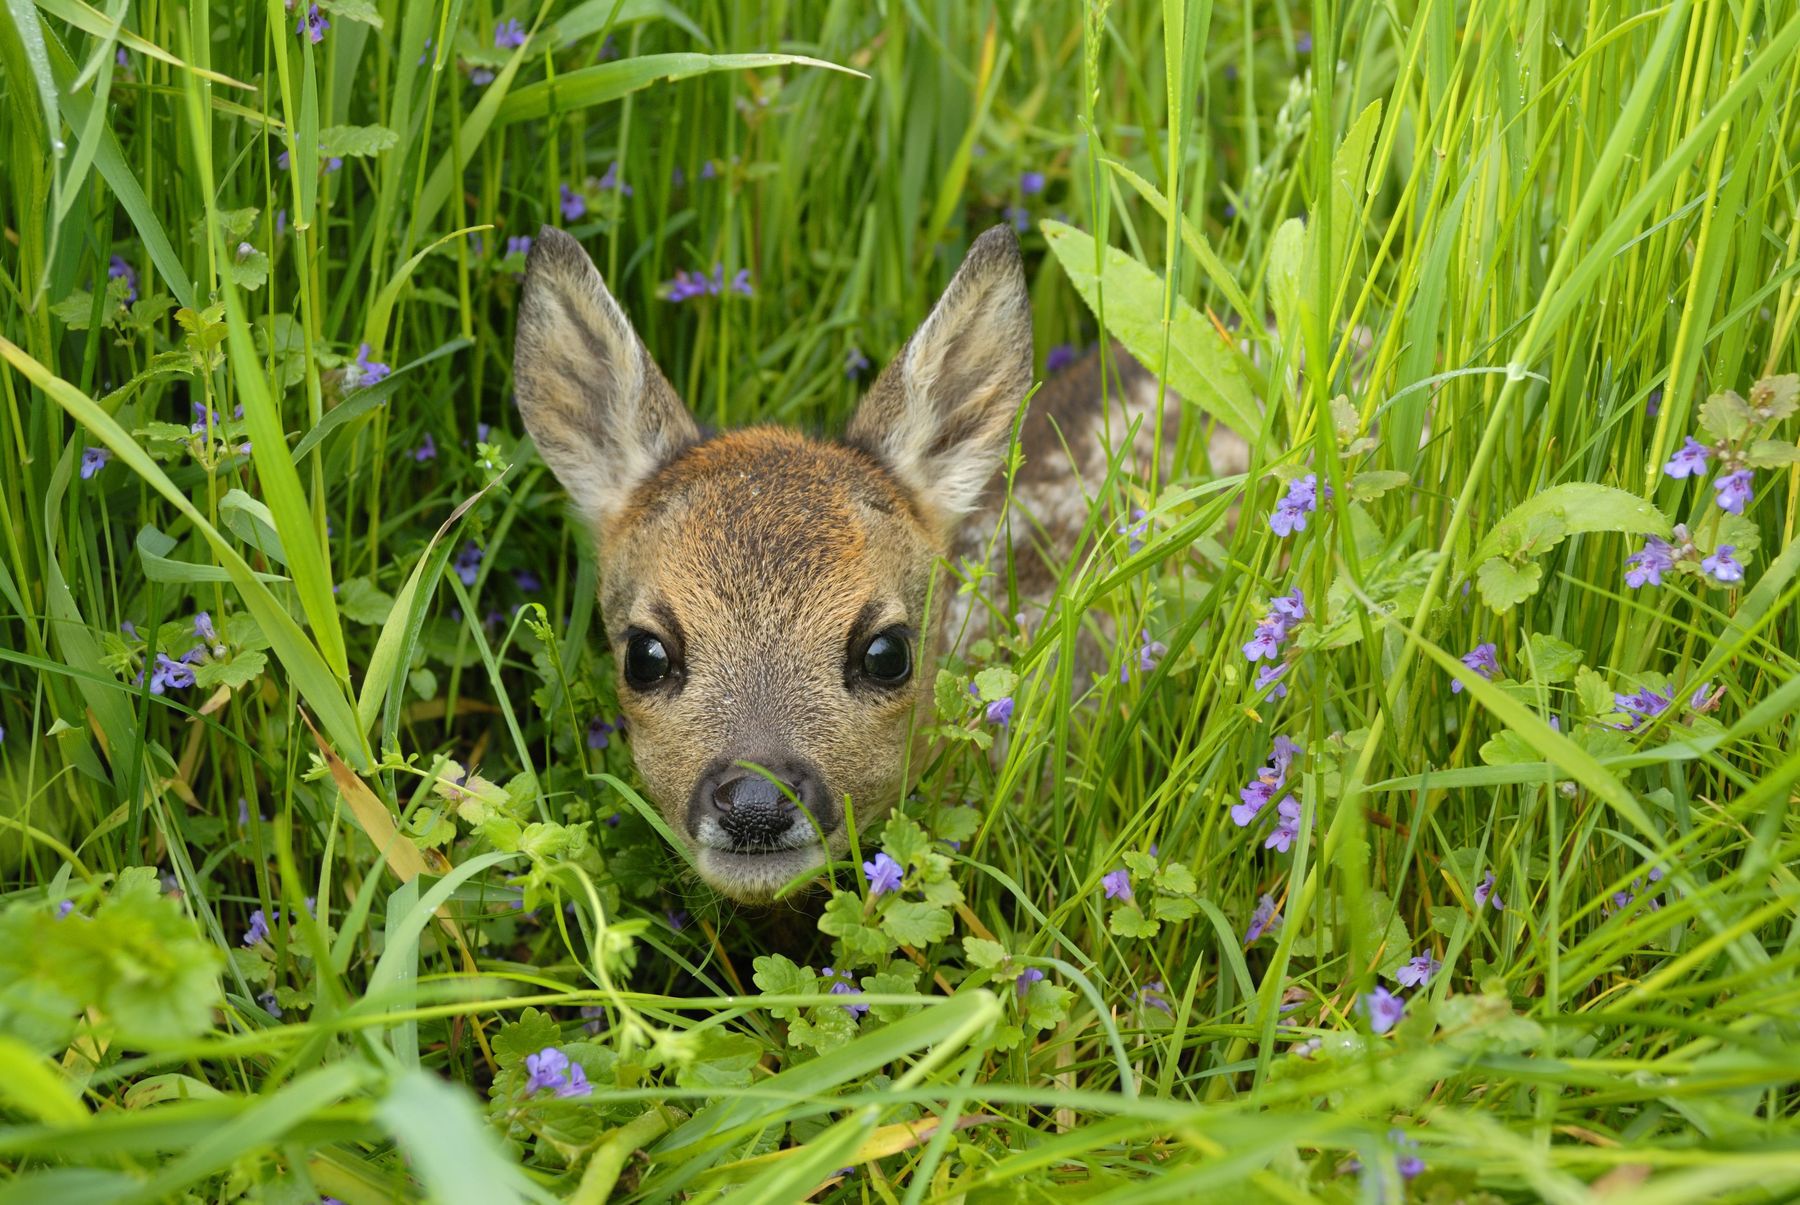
(513, 224, 1216, 902)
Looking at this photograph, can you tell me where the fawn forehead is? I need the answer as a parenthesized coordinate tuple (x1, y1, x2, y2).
(599, 427, 934, 636)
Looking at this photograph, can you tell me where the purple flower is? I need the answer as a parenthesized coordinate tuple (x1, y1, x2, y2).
(1394, 953, 1441, 988)
(56, 900, 75, 919)
(985, 696, 1014, 726)
(515, 570, 541, 593)
(1244, 893, 1279, 944)
(523, 1047, 570, 1095)
(116, 46, 128, 67)
(1613, 685, 1673, 729)
(1473, 870, 1503, 910)
(505, 235, 533, 259)
(1265, 797, 1302, 852)
(1255, 661, 1291, 698)
(1295, 31, 1314, 53)
(1663, 436, 1711, 479)
(844, 347, 870, 378)
(556, 1064, 592, 1098)
(1268, 473, 1328, 537)
(1270, 589, 1305, 624)
(580, 1006, 606, 1034)
(1232, 774, 1279, 827)
(1015, 967, 1045, 997)
(414, 433, 437, 462)
(471, 68, 495, 85)
(347, 343, 390, 389)
(1045, 343, 1078, 373)
(1624, 536, 1674, 588)
(277, 150, 292, 171)
(276, 209, 288, 238)
(665, 908, 689, 931)
(1391, 1129, 1425, 1180)
(729, 268, 753, 296)
(453, 541, 483, 586)
(1451, 642, 1499, 694)
(148, 653, 195, 694)
(1019, 170, 1046, 196)
(476, 421, 493, 442)
(1271, 734, 1301, 771)
(258, 991, 283, 1018)
(193, 611, 217, 645)
(1101, 868, 1132, 901)
(1118, 508, 1149, 554)
(1687, 681, 1715, 711)
(296, 4, 328, 43)
(559, 183, 586, 222)
(1139, 980, 1172, 1015)
(1242, 621, 1285, 662)
(596, 161, 632, 196)
(494, 18, 527, 49)
(821, 967, 869, 1018)
(699, 159, 717, 180)
(107, 255, 139, 302)
(1119, 629, 1169, 682)
(863, 852, 903, 895)
(1714, 468, 1753, 514)
(1003, 205, 1030, 233)
(1360, 986, 1404, 1034)
(242, 908, 272, 946)
(586, 716, 617, 750)
(325, 156, 342, 173)
(80, 447, 111, 479)
(1701, 545, 1744, 583)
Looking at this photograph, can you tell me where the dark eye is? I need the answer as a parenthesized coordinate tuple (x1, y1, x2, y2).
(861, 629, 912, 685)
(623, 632, 672, 689)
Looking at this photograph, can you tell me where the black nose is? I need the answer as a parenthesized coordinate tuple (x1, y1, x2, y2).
(689, 757, 836, 850)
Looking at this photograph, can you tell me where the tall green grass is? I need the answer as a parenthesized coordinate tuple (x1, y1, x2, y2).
(3, 0, 1799, 1200)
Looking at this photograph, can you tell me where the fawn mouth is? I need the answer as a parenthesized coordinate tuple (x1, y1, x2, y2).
(694, 843, 828, 902)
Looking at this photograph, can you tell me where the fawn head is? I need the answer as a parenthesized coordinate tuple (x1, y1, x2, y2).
(513, 226, 1031, 901)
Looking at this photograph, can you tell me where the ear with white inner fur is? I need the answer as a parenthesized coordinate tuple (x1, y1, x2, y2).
(846, 225, 1034, 532)
(513, 226, 699, 529)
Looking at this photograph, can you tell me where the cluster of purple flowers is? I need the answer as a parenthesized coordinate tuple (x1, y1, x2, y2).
(818, 967, 868, 1018)
(1611, 682, 1712, 731)
(1625, 523, 1743, 588)
(1242, 588, 1304, 665)
(413, 433, 437, 462)
(522, 1047, 592, 1099)
(1268, 473, 1329, 537)
(661, 264, 754, 302)
(454, 541, 484, 586)
(1450, 642, 1499, 694)
(863, 851, 903, 895)
(559, 183, 585, 222)
(1231, 735, 1304, 855)
(494, 18, 527, 48)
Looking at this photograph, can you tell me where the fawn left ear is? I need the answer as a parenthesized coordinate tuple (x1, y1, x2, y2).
(513, 227, 699, 530)
(847, 225, 1034, 531)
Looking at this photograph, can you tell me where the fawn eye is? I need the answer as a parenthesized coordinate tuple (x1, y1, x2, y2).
(860, 629, 912, 686)
(623, 632, 673, 688)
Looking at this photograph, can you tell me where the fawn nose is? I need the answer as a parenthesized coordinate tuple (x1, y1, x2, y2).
(690, 757, 835, 850)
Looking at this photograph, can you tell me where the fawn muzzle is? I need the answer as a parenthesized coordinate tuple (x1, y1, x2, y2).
(688, 755, 836, 854)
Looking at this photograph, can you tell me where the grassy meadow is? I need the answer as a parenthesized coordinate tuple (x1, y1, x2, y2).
(4, 0, 1800, 1199)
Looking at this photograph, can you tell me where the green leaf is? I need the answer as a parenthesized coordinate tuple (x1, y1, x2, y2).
(1474, 557, 1543, 611)
(881, 900, 952, 948)
(1155, 861, 1198, 894)
(1575, 666, 1614, 718)
(972, 666, 1018, 703)
(675, 1031, 762, 1090)
(1749, 373, 1797, 421)
(1527, 633, 1584, 683)
(319, 0, 383, 26)
(751, 953, 815, 1023)
(1151, 895, 1199, 923)
(863, 964, 923, 1022)
(192, 649, 266, 691)
(1470, 483, 1671, 570)
(318, 122, 398, 157)
(881, 811, 931, 869)
(1697, 390, 1754, 442)
(1479, 729, 1539, 766)
(1266, 217, 1306, 346)
(491, 1007, 562, 1070)
(1022, 978, 1073, 1031)
(1350, 470, 1410, 500)
(337, 576, 396, 626)
(962, 936, 1007, 969)
(1742, 439, 1800, 469)
(1108, 904, 1160, 939)
(1041, 220, 1263, 445)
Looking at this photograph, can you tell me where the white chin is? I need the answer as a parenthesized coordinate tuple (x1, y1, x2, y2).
(695, 844, 828, 902)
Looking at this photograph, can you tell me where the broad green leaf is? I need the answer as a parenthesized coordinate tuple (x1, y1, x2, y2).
(1041, 221, 1262, 444)
(1469, 483, 1671, 570)
(1527, 633, 1584, 682)
(1474, 557, 1542, 611)
(1696, 390, 1754, 442)
(318, 122, 398, 157)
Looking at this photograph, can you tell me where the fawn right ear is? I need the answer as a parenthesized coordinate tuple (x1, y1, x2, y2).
(513, 227, 699, 528)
